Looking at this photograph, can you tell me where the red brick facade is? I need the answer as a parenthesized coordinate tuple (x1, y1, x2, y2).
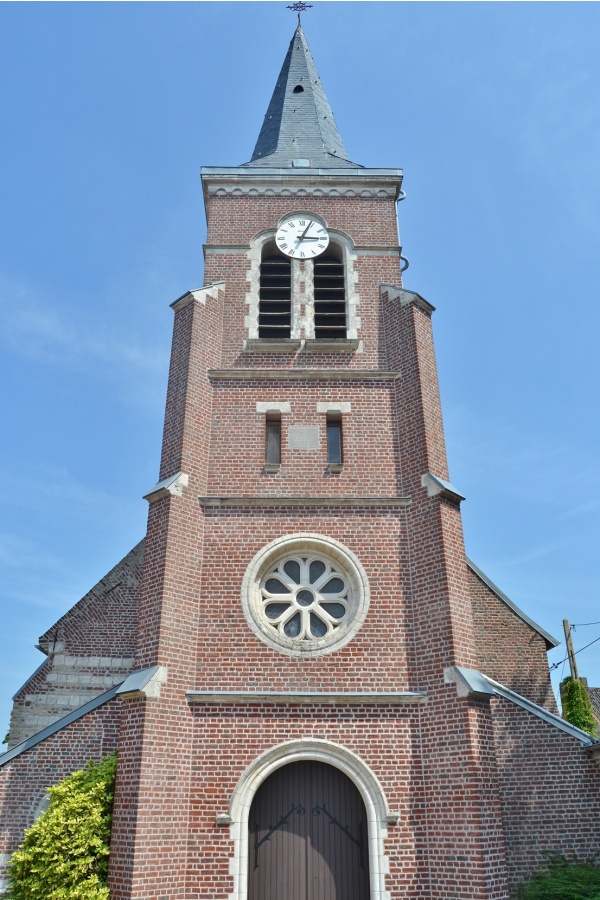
(1, 31, 600, 900)
(0, 698, 121, 891)
(492, 696, 600, 887)
(469, 566, 556, 711)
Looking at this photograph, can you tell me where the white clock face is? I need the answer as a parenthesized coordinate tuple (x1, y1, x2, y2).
(275, 216, 329, 259)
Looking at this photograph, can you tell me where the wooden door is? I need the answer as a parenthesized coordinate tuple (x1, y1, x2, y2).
(249, 761, 370, 900)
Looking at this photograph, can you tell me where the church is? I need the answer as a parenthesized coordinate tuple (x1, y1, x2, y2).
(1, 19, 600, 900)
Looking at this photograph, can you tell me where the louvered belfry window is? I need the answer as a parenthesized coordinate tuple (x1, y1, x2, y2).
(314, 254, 346, 339)
(259, 252, 292, 339)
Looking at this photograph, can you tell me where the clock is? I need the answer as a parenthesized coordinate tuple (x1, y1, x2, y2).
(275, 215, 329, 259)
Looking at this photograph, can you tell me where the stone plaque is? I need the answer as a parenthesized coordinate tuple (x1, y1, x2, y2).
(287, 426, 320, 451)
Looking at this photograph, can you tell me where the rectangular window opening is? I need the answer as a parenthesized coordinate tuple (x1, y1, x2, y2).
(259, 255, 292, 339)
(326, 416, 343, 468)
(265, 416, 282, 468)
(314, 256, 347, 340)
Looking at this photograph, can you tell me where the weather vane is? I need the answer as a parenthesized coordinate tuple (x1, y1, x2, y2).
(287, 1, 313, 23)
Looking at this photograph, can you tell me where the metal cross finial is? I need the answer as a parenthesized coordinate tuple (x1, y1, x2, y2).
(287, 1, 313, 23)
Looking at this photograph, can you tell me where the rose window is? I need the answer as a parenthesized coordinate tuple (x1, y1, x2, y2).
(261, 556, 349, 642)
(242, 534, 370, 657)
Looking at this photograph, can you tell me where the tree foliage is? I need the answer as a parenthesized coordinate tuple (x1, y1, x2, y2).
(7, 754, 116, 900)
(561, 677, 597, 736)
(513, 855, 600, 899)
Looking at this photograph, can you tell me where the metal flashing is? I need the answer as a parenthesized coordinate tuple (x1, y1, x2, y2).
(116, 665, 167, 700)
(170, 282, 224, 312)
(467, 558, 559, 649)
(421, 472, 465, 504)
(444, 666, 496, 699)
(143, 471, 189, 503)
(483, 675, 598, 746)
(0, 684, 121, 768)
(380, 284, 436, 315)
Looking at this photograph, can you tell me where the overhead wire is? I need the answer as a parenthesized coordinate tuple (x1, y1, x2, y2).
(550, 633, 600, 671)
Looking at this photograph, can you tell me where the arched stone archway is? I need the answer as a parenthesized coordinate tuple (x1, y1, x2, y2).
(226, 739, 393, 900)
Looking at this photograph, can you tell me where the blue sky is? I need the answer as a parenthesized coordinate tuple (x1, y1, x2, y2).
(1, 1, 599, 737)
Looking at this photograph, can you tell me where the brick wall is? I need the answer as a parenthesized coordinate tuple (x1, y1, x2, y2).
(491, 695, 600, 891)
(469, 567, 557, 711)
(207, 381, 401, 498)
(0, 698, 121, 893)
(185, 704, 421, 898)
(109, 287, 224, 900)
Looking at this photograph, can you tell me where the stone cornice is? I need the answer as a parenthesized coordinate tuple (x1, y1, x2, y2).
(201, 167, 403, 202)
(186, 690, 426, 706)
(198, 497, 411, 509)
(207, 369, 400, 382)
(204, 245, 400, 256)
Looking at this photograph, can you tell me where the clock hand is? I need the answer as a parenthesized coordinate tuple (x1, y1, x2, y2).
(298, 220, 314, 242)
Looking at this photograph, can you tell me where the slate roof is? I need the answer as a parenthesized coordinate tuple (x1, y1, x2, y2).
(244, 24, 361, 169)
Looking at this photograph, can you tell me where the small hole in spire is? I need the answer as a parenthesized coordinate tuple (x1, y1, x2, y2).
(293, 85, 305, 93)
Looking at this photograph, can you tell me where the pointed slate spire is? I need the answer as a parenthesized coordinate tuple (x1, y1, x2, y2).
(244, 24, 361, 169)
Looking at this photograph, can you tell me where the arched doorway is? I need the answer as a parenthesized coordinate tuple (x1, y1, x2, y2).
(248, 760, 370, 900)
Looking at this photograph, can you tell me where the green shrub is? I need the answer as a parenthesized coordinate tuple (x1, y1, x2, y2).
(7, 753, 116, 900)
(514, 855, 600, 899)
(561, 677, 597, 736)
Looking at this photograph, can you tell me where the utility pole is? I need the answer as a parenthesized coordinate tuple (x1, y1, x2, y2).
(563, 618, 579, 680)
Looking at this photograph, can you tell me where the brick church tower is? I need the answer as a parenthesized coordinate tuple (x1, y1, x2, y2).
(2, 20, 600, 900)
(107, 22, 509, 898)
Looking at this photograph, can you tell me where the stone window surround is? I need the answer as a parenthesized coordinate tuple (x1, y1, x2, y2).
(260, 554, 350, 643)
(255, 403, 351, 471)
(222, 738, 395, 900)
(241, 533, 370, 658)
(255, 403, 351, 414)
(316, 402, 351, 415)
(245, 222, 361, 343)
